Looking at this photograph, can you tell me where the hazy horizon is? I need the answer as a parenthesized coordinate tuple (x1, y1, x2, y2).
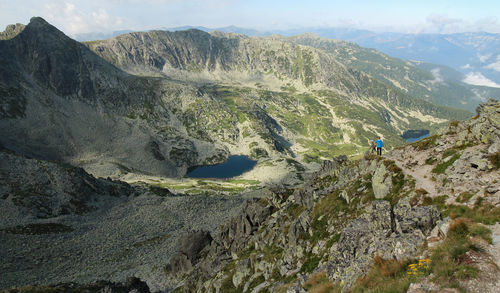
(2, 0, 500, 38)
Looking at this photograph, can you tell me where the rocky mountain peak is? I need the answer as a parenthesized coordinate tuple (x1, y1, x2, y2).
(22, 16, 71, 42)
(0, 23, 25, 40)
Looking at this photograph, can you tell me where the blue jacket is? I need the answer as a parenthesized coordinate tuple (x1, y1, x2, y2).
(376, 139, 384, 148)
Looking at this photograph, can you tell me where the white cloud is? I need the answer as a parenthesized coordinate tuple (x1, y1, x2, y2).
(478, 53, 492, 63)
(461, 64, 472, 69)
(485, 55, 500, 72)
(430, 68, 444, 84)
(414, 15, 500, 34)
(471, 89, 488, 102)
(463, 72, 500, 88)
(41, 1, 125, 36)
(474, 16, 500, 33)
(425, 14, 464, 33)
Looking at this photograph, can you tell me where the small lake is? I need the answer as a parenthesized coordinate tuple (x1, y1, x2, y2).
(186, 155, 257, 179)
(402, 129, 430, 143)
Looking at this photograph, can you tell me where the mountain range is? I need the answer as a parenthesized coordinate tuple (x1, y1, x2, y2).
(146, 25, 500, 88)
(0, 17, 475, 183)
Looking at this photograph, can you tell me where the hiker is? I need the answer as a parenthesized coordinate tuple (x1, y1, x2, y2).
(375, 136, 384, 156)
(370, 139, 376, 154)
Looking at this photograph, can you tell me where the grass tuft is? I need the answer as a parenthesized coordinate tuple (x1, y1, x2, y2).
(489, 152, 500, 169)
(351, 256, 413, 293)
(304, 271, 341, 293)
(432, 153, 461, 174)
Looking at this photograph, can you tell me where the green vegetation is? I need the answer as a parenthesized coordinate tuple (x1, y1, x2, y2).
(220, 275, 242, 293)
(151, 178, 261, 195)
(442, 202, 500, 225)
(288, 204, 306, 220)
(351, 217, 491, 292)
(425, 157, 437, 164)
(248, 275, 265, 291)
(250, 147, 268, 159)
(430, 218, 486, 287)
(432, 153, 461, 174)
(300, 255, 321, 273)
(455, 192, 474, 203)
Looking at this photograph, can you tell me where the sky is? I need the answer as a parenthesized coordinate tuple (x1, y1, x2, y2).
(1, 0, 500, 37)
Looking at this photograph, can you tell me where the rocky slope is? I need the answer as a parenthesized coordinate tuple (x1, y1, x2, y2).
(0, 147, 249, 291)
(164, 100, 500, 292)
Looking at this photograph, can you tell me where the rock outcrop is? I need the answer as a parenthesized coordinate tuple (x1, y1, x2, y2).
(167, 230, 213, 274)
(0, 149, 136, 219)
(164, 154, 439, 291)
(165, 100, 500, 293)
(372, 163, 392, 199)
(327, 200, 440, 284)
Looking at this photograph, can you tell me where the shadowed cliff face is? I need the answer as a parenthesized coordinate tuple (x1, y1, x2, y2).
(1, 17, 144, 107)
(0, 17, 182, 177)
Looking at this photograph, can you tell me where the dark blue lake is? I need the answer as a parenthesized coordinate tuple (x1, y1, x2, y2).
(405, 133, 430, 143)
(402, 129, 430, 143)
(186, 155, 257, 179)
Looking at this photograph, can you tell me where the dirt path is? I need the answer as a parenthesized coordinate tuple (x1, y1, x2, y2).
(387, 151, 439, 197)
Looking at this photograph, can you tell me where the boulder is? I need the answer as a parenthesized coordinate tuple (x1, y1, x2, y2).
(166, 230, 213, 274)
(393, 197, 441, 235)
(233, 259, 251, 287)
(179, 230, 213, 263)
(288, 210, 311, 246)
(372, 164, 392, 199)
(326, 200, 441, 286)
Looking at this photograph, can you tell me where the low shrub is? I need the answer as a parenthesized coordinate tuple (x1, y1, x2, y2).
(455, 192, 474, 203)
(351, 256, 413, 293)
(489, 152, 500, 169)
(304, 272, 341, 293)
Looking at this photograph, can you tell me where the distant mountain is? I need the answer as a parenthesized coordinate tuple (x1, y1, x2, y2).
(335, 31, 500, 87)
(289, 34, 500, 111)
